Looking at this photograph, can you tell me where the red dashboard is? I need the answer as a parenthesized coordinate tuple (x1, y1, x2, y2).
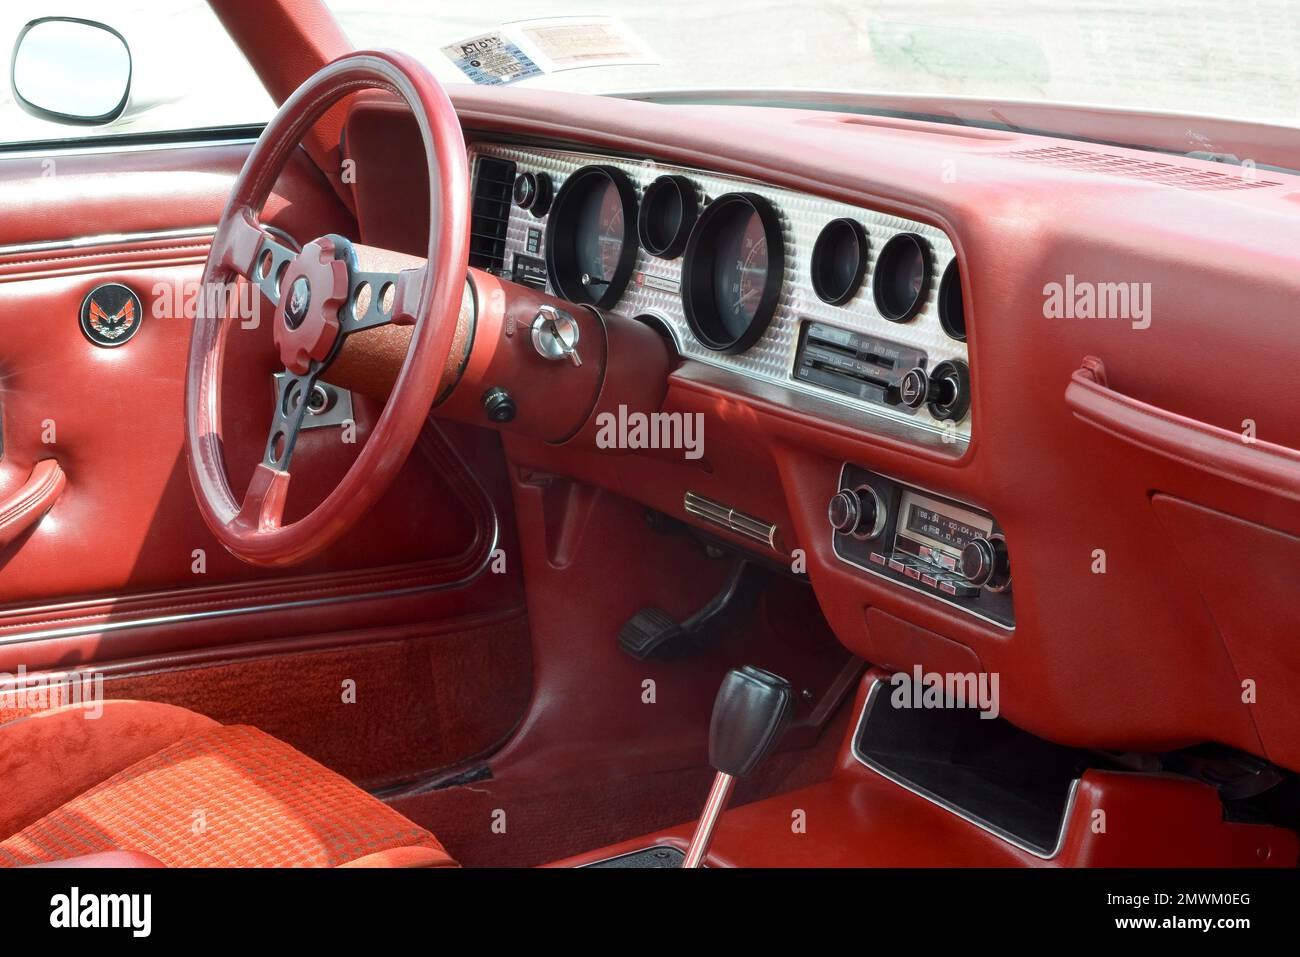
(339, 87, 1300, 775)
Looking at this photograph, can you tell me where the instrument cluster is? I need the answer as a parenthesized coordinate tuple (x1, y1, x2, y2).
(469, 144, 972, 445)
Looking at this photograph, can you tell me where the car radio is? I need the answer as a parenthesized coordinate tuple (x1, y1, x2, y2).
(829, 463, 1013, 627)
(794, 322, 971, 422)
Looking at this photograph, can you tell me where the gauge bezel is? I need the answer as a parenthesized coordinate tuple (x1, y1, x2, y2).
(544, 164, 639, 309)
(938, 258, 966, 341)
(681, 191, 786, 354)
(872, 232, 933, 323)
(810, 217, 869, 306)
(637, 174, 698, 259)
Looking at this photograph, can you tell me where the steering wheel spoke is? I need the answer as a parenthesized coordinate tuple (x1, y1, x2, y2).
(222, 209, 298, 308)
(342, 264, 425, 333)
(264, 371, 317, 471)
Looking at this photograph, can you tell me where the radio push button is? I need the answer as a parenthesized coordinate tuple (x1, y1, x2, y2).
(938, 575, 979, 598)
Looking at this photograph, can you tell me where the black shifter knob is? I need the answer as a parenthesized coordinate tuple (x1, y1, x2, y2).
(709, 665, 794, 777)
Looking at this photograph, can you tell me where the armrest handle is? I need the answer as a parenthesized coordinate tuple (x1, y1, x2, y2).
(1065, 356, 1300, 501)
(0, 459, 66, 550)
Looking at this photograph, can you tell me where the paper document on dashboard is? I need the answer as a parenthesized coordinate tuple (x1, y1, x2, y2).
(443, 17, 658, 85)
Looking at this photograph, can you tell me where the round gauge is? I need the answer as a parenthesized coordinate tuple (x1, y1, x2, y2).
(682, 192, 785, 354)
(544, 165, 639, 308)
(638, 174, 698, 259)
(872, 232, 932, 322)
(810, 218, 869, 305)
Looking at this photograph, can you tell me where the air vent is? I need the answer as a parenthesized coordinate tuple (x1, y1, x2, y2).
(469, 156, 517, 272)
(1005, 146, 1282, 191)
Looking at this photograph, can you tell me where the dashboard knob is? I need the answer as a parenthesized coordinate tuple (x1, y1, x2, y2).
(927, 359, 971, 422)
(482, 386, 517, 423)
(513, 171, 552, 215)
(960, 536, 1010, 589)
(828, 486, 886, 539)
(828, 490, 861, 534)
(898, 366, 929, 409)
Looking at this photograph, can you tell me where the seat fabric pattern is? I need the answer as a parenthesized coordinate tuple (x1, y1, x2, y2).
(0, 723, 454, 868)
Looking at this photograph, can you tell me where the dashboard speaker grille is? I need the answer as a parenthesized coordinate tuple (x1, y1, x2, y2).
(1005, 146, 1282, 191)
(469, 156, 517, 272)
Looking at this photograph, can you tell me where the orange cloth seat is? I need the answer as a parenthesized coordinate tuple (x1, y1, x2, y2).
(0, 700, 454, 868)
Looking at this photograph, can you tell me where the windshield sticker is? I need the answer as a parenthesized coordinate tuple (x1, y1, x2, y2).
(441, 32, 543, 86)
(506, 16, 658, 73)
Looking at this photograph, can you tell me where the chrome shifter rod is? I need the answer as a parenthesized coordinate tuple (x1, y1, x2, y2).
(682, 665, 794, 868)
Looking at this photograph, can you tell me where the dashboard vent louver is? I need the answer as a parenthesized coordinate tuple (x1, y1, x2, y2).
(469, 156, 517, 272)
(1005, 146, 1282, 191)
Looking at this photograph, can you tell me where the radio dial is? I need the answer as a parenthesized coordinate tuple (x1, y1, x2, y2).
(960, 536, 1010, 589)
(828, 486, 885, 539)
(926, 359, 971, 422)
(898, 366, 929, 409)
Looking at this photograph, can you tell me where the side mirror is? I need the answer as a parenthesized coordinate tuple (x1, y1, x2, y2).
(10, 17, 132, 126)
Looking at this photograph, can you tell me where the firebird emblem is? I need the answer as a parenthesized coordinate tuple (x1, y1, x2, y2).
(90, 298, 135, 338)
(79, 283, 143, 347)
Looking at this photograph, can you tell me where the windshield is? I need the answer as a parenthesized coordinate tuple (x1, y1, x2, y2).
(327, 1, 1299, 127)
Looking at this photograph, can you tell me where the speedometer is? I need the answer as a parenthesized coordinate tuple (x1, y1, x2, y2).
(544, 165, 639, 308)
(682, 192, 785, 354)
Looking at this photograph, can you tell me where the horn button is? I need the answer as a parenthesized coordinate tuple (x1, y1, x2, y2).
(273, 237, 350, 375)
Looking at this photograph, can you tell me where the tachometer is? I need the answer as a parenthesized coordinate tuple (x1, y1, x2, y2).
(682, 192, 785, 354)
(545, 165, 639, 308)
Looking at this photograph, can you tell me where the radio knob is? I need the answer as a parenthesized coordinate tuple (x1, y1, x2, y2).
(828, 486, 885, 539)
(897, 366, 929, 409)
(960, 536, 1010, 588)
(927, 359, 971, 422)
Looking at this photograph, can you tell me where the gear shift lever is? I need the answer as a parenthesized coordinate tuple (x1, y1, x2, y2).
(682, 665, 793, 868)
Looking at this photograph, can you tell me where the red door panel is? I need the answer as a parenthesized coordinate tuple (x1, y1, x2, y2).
(0, 140, 524, 667)
(0, 137, 530, 785)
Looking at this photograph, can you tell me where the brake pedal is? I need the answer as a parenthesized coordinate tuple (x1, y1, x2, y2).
(617, 559, 763, 661)
(618, 608, 686, 660)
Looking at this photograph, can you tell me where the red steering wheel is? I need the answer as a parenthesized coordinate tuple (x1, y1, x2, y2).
(185, 50, 468, 567)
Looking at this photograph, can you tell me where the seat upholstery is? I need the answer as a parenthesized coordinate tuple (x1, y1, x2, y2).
(0, 700, 455, 868)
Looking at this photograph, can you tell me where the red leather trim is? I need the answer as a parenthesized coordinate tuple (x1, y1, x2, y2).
(0, 143, 336, 248)
(1067, 356, 1300, 502)
(0, 417, 498, 654)
(0, 460, 65, 553)
(0, 235, 213, 282)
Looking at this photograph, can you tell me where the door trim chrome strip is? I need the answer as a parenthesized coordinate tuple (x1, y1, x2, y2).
(0, 423, 501, 647)
(0, 547, 496, 647)
(0, 226, 218, 259)
(0, 136, 259, 161)
(849, 679, 1078, 860)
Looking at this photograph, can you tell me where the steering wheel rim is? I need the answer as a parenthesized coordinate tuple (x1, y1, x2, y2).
(185, 50, 469, 567)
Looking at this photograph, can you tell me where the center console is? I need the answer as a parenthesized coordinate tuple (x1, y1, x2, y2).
(829, 463, 1014, 628)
